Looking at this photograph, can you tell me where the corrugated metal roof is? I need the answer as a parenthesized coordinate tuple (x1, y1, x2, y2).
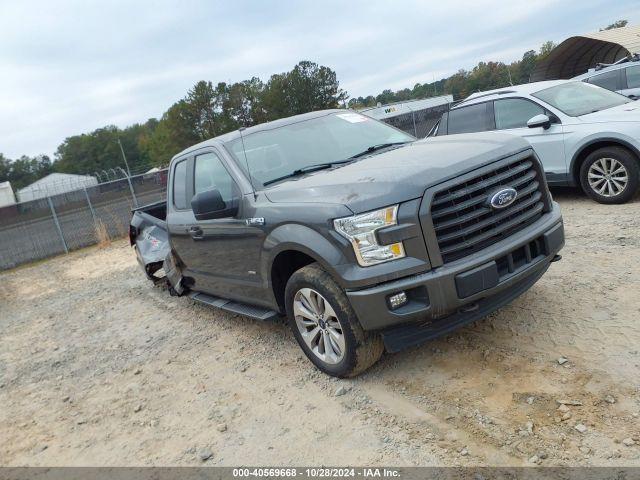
(531, 25, 640, 81)
(361, 95, 453, 120)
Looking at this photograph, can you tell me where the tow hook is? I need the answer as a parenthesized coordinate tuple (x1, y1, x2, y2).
(551, 254, 562, 263)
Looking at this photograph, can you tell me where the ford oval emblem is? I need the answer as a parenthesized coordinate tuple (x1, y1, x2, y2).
(489, 187, 517, 209)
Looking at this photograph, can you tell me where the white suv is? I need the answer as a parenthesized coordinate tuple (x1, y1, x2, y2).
(431, 80, 640, 203)
(572, 55, 640, 100)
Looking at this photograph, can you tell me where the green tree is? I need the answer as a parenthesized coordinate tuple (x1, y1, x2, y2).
(602, 19, 628, 31)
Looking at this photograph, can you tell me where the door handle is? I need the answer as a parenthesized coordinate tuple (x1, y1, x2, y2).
(188, 226, 204, 240)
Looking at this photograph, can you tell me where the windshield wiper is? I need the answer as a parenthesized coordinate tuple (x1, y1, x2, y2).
(348, 141, 411, 159)
(262, 159, 354, 186)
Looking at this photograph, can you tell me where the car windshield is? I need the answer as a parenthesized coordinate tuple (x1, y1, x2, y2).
(224, 112, 414, 186)
(532, 81, 631, 116)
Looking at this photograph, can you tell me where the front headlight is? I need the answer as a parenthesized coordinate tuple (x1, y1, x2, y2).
(334, 205, 406, 267)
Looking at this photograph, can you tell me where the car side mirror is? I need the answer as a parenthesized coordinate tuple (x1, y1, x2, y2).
(191, 188, 238, 220)
(527, 114, 551, 130)
(628, 94, 639, 101)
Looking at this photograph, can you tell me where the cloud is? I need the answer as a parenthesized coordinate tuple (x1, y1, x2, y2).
(1, 0, 639, 159)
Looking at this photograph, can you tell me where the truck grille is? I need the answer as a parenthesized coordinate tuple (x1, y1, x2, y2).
(430, 155, 550, 264)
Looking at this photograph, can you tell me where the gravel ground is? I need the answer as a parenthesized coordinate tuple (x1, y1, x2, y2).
(1, 189, 639, 466)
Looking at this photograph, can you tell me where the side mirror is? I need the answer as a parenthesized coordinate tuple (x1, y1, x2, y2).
(527, 114, 551, 130)
(191, 188, 238, 220)
(628, 94, 639, 101)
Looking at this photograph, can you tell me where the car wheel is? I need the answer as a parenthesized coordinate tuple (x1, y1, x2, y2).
(579, 147, 639, 204)
(285, 263, 384, 377)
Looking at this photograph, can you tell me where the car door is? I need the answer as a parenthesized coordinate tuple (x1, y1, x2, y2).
(620, 65, 640, 99)
(174, 149, 265, 301)
(492, 98, 567, 183)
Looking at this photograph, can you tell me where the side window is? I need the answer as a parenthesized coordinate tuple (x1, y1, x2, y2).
(494, 98, 545, 129)
(588, 70, 619, 91)
(173, 160, 188, 209)
(447, 103, 492, 134)
(194, 152, 236, 203)
(625, 65, 640, 89)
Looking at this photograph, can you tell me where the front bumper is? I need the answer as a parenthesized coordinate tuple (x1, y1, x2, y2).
(346, 202, 564, 341)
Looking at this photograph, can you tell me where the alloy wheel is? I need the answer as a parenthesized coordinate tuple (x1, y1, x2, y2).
(588, 157, 629, 197)
(293, 288, 345, 364)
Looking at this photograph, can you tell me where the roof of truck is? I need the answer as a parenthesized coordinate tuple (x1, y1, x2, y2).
(172, 109, 343, 160)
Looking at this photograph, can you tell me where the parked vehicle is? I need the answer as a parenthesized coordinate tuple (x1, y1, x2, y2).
(430, 80, 640, 203)
(130, 110, 564, 377)
(572, 54, 640, 99)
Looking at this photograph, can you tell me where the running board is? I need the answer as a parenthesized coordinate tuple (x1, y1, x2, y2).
(189, 292, 280, 321)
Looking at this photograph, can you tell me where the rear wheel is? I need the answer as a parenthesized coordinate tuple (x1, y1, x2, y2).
(579, 147, 639, 204)
(285, 263, 384, 377)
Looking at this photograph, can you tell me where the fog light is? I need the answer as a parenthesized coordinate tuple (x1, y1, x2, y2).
(388, 291, 408, 309)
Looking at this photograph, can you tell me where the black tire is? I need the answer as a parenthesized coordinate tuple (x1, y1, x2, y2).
(285, 263, 384, 377)
(579, 146, 639, 204)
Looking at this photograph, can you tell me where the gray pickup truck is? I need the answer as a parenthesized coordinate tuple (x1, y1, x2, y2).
(130, 109, 564, 377)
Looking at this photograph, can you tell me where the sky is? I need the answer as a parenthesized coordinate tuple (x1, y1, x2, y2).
(1, 0, 639, 160)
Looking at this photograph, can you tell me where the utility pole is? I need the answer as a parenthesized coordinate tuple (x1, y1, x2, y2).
(117, 138, 132, 177)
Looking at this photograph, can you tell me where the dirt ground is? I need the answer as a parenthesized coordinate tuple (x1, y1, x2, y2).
(1, 189, 639, 467)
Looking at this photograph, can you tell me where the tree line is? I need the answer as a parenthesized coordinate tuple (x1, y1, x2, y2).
(0, 20, 628, 190)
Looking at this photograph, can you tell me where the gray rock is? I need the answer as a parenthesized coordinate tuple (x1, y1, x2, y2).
(334, 386, 349, 396)
(574, 423, 587, 433)
(528, 455, 540, 464)
(525, 421, 534, 434)
(622, 438, 635, 447)
(459, 448, 469, 456)
(62, 395, 70, 403)
(216, 423, 227, 432)
(134, 404, 142, 413)
(526, 396, 535, 405)
(604, 395, 616, 404)
(133, 368, 142, 375)
(557, 404, 570, 413)
(198, 448, 213, 461)
(557, 357, 568, 365)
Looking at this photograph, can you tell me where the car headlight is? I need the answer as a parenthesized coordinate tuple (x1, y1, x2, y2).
(334, 205, 406, 267)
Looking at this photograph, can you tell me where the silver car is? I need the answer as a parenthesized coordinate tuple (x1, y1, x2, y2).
(431, 80, 640, 204)
(573, 55, 640, 100)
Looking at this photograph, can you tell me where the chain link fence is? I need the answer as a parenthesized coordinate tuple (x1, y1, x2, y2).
(0, 169, 167, 270)
(361, 95, 454, 139)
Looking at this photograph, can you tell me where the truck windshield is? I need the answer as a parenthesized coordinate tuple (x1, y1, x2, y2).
(532, 81, 631, 116)
(224, 112, 414, 186)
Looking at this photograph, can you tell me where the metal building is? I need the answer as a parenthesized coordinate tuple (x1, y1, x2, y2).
(17, 173, 98, 202)
(0, 181, 16, 207)
(361, 95, 453, 138)
(531, 25, 640, 81)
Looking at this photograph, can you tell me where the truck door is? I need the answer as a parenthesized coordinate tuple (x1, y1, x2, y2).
(492, 98, 567, 183)
(178, 150, 265, 301)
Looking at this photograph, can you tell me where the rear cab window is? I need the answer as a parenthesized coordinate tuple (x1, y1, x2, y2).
(172, 160, 188, 209)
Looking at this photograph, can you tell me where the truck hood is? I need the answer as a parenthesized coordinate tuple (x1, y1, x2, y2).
(579, 102, 640, 123)
(264, 132, 531, 213)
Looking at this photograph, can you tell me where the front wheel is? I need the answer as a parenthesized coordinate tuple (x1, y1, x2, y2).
(579, 147, 639, 204)
(285, 263, 384, 377)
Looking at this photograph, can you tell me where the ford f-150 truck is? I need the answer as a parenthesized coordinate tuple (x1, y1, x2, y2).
(130, 109, 564, 377)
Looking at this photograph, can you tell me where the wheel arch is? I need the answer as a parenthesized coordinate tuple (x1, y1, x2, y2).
(570, 137, 640, 187)
(263, 224, 350, 312)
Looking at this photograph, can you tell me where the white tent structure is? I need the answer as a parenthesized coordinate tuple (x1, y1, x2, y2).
(17, 173, 98, 202)
(0, 181, 16, 207)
